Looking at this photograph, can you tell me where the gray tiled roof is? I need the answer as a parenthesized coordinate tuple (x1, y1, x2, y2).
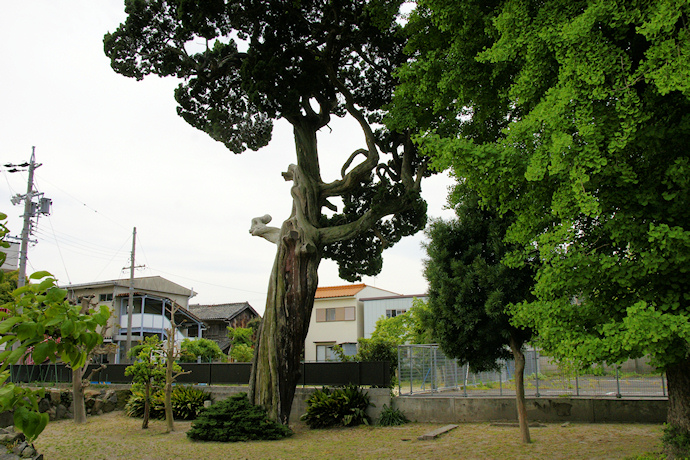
(187, 302, 258, 321)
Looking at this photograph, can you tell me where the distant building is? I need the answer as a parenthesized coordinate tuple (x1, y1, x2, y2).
(62, 276, 205, 363)
(0, 241, 20, 272)
(187, 303, 260, 353)
(303, 284, 399, 362)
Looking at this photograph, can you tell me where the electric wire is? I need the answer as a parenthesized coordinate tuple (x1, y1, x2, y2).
(46, 214, 71, 285)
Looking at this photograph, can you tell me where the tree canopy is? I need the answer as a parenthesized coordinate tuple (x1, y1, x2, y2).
(423, 189, 534, 372)
(390, 0, 690, 446)
(105, 0, 428, 281)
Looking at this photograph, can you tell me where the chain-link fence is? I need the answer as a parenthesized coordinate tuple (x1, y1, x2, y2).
(398, 344, 667, 398)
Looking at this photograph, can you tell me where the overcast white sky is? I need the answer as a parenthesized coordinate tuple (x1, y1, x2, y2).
(0, 1, 454, 314)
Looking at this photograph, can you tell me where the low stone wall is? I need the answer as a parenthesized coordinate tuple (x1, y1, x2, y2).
(393, 396, 668, 424)
(0, 386, 131, 428)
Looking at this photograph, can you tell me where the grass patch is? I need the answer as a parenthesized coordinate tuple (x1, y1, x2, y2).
(33, 411, 663, 459)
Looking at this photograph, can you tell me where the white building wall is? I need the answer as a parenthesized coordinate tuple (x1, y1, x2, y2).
(362, 296, 427, 339)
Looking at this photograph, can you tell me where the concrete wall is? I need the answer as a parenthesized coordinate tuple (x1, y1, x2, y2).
(392, 396, 668, 424)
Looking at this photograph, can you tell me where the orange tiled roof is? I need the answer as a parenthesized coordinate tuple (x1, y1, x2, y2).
(315, 284, 367, 299)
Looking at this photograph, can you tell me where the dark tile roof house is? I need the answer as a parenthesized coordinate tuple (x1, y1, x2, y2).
(187, 302, 260, 353)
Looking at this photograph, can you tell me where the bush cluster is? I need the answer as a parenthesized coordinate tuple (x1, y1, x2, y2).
(377, 404, 409, 426)
(125, 386, 210, 420)
(663, 423, 690, 459)
(186, 393, 292, 442)
(300, 385, 371, 429)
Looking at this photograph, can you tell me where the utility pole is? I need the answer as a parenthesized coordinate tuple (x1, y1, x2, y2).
(125, 227, 136, 361)
(5, 147, 51, 287)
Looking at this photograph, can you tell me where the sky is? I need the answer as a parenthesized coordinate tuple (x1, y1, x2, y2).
(0, 1, 455, 314)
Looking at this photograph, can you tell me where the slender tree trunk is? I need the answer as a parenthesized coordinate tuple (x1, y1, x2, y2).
(249, 121, 322, 424)
(509, 336, 531, 444)
(72, 366, 87, 424)
(665, 356, 690, 458)
(142, 382, 150, 429)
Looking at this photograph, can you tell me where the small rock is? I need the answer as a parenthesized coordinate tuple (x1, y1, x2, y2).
(56, 405, 67, 420)
(19, 444, 36, 458)
(37, 399, 50, 414)
(561, 422, 571, 427)
(13, 441, 28, 455)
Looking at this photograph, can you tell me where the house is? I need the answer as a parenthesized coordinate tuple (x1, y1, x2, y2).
(186, 302, 260, 353)
(62, 276, 205, 363)
(361, 294, 427, 339)
(303, 284, 399, 362)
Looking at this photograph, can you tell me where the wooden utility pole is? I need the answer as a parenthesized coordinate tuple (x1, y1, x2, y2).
(125, 227, 136, 361)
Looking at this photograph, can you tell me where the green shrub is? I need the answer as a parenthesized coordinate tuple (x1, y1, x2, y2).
(300, 385, 372, 429)
(662, 423, 690, 459)
(186, 393, 292, 442)
(125, 386, 210, 420)
(377, 404, 409, 426)
(170, 386, 211, 420)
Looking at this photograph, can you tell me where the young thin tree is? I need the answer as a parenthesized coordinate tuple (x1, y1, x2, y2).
(105, 0, 430, 423)
(423, 190, 535, 443)
(162, 304, 190, 433)
(125, 336, 167, 429)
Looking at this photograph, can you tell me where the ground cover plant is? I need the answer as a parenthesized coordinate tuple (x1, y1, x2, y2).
(34, 410, 663, 459)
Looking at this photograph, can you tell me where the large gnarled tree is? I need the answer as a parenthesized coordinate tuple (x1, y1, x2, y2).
(105, 0, 428, 424)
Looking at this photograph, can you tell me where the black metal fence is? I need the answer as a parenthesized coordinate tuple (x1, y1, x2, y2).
(8, 361, 390, 387)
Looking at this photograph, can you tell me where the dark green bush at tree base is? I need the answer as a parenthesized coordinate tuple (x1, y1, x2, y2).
(662, 423, 690, 459)
(125, 386, 210, 421)
(186, 393, 292, 442)
(377, 404, 409, 426)
(300, 385, 371, 429)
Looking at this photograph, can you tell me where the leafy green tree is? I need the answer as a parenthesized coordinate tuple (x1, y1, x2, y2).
(390, 0, 690, 449)
(229, 343, 254, 363)
(179, 337, 224, 363)
(105, 0, 430, 424)
(0, 273, 109, 441)
(0, 270, 18, 305)
(423, 189, 535, 443)
(125, 336, 168, 429)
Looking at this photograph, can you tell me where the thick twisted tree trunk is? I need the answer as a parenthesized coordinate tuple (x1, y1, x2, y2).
(248, 121, 322, 424)
(509, 336, 531, 444)
(665, 356, 690, 458)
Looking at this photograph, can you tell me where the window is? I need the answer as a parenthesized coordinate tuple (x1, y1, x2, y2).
(316, 344, 337, 361)
(99, 293, 113, 302)
(340, 343, 357, 357)
(316, 306, 356, 322)
(386, 309, 406, 318)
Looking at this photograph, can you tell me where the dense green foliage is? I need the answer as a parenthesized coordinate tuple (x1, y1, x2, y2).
(300, 385, 371, 429)
(390, 0, 690, 441)
(229, 343, 254, 363)
(125, 386, 210, 421)
(227, 327, 255, 362)
(423, 190, 534, 371)
(187, 393, 292, 442)
(179, 337, 225, 363)
(0, 217, 110, 442)
(393, 0, 690, 370)
(104, 0, 430, 282)
(377, 404, 409, 426)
